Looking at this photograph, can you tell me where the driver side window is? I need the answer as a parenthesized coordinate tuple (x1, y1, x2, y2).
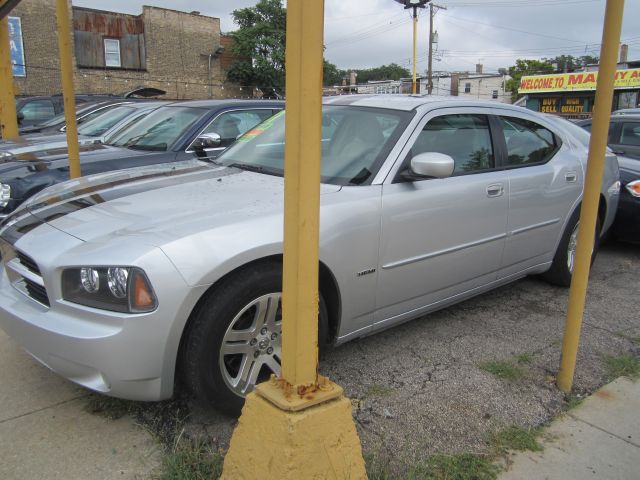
(203, 110, 275, 148)
(406, 114, 495, 176)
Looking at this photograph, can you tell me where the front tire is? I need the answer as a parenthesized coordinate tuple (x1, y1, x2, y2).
(542, 208, 601, 287)
(180, 261, 328, 416)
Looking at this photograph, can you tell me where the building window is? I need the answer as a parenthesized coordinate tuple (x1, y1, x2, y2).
(492, 90, 499, 99)
(104, 38, 121, 67)
(464, 82, 471, 93)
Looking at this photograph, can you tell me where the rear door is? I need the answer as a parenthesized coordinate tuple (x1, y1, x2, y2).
(610, 119, 640, 159)
(495, 113, 582, 277)
(375, 108, 509, 327)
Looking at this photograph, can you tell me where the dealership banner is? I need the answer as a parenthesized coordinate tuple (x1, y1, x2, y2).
(519, 68, 640, 94)
(8, 17, 26, 77)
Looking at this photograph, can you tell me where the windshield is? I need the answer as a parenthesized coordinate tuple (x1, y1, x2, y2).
(36, 102, 101, 128)
(217, 105, 410, 185)
(77, 105, 136, 137)
(108, 106, 206, 151)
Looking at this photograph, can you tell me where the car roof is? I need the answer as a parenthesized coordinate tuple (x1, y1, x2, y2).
(322, 94, 528, 113)
(169, 99, 284, 108)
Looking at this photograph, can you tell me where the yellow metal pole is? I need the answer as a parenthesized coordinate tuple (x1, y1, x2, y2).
(0, 16, 19, 139)
(55, 0, 81, 179)
(412, 8, 417, 95)
(221, 1, 366, 477)
(557, 0, 625, 393)
(279, 0, 324, 389)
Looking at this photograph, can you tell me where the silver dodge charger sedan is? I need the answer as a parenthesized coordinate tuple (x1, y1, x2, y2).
(0, 95, 620, 415)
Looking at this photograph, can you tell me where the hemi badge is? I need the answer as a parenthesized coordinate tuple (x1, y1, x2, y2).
(357, 268, 376, 277)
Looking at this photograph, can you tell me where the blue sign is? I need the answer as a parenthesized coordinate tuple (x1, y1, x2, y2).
(8, 16, 26, 77)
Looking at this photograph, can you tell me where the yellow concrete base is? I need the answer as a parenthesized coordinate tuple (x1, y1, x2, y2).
(221, 391, 367, 479)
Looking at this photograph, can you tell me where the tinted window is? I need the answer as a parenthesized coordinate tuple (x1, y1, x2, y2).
(619, 122, 640, 146)
(202, 110, 275, 148)
(20, 99, 55, 123)
(409, 114, 495, 174)
(500, 117, 558, 166)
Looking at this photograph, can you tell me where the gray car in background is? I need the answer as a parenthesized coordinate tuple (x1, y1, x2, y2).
(0, 95, 620, 415)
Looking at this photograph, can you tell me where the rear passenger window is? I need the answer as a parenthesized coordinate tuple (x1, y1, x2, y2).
(620, 122, 640, 146)
(500, 117, 559, 166)
(409, 114, 495, 175)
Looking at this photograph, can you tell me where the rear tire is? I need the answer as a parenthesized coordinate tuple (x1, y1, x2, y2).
(542, 208, 601, 287)
(180, 261, 329, 416)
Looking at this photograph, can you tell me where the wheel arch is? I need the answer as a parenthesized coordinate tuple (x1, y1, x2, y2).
(175, 254, 342, 382)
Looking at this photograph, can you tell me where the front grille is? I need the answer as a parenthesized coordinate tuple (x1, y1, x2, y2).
(23, 278, 50, 307)
(16, 251, 41, 275)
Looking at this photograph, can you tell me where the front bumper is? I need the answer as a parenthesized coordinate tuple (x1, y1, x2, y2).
(613, 191, 640, 243)
(0, 224, 203, 401)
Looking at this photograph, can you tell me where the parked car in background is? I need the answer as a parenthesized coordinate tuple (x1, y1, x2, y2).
(12, 88, 167, 131)
(0, 96, 619, 415)
(576, 114, 639, 242)
(0, 102, 169, 158)
(612, 107, 640, 115)
(0, 99, 283, 217)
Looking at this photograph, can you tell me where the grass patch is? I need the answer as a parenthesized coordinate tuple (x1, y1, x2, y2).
(604, 353, 640, 381)
(366, 384, 394, 397)
(365, 453, 392, 480)
(158, 432, 223, 480)
(490, 425, 542, 455)
(408, 454, 500, 480)
(479, 360, 524, 381)
(84, 394, 136, 420)
(515, 353, 533, 365)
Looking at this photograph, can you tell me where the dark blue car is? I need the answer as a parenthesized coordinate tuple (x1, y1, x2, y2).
(0, 99, 284, 217)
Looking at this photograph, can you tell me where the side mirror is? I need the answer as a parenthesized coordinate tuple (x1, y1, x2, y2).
(409, 152, 455, 179)
(193, 133, 222, 151)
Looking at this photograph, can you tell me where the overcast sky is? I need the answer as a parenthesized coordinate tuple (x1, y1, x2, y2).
(73, 0, 640, 75)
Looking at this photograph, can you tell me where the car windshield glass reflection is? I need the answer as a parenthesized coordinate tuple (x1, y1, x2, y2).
(218, 106, 408, 185)
(109, 106, 206, 151)
(77, 106, 136, 137)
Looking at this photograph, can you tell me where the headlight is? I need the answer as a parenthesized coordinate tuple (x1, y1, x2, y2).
(0, 151, 14, 160)
(0, 183, 11, 208)
(62, 266, 157, 313)
(625, 180, 640, 198)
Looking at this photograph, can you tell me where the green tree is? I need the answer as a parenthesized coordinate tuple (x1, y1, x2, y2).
(353, 63, 411, 83)
(505, 59, 554, 102)
(324, 60, 346, 87)
(226, 0, 286, 98)
(543, 54, 599, 73)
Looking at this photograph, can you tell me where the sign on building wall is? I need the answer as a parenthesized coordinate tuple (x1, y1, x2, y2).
(8, 16, 26, 77)
(519, 68, 640, 94)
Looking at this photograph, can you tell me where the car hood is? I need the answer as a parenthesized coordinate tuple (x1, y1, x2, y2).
(0, 143, 157, 172)
(0, 134, 97, 156)
(18, 160, 341, 245)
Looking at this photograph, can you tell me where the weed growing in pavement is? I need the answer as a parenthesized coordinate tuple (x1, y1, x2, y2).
(157, 430, 223, 480)
(366, 383, 395, 397)
(490, 425, 543, 456)
(84, 394, 136, 420)
(564, 394, 585, 410)
(365, 453, 393, 480)
(407, 454, 500, 480)
(479, 360, 524, 381)
(603, 353, 640, 381)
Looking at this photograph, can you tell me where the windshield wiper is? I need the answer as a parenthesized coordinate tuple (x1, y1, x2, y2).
(228, 162, 283, 177)
(126, 143, 167, 151)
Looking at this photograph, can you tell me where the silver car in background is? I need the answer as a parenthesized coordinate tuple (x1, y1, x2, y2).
(0, 95, 619, 415)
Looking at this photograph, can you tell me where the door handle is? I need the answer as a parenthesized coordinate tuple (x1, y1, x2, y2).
(486, 183, 504, 197)
(565, 172, 577, 183)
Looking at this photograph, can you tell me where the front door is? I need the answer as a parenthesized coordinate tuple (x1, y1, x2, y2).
(375, 110, 509, 329)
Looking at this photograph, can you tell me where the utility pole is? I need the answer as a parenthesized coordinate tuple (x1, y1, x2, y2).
(427, 3, 446, 95)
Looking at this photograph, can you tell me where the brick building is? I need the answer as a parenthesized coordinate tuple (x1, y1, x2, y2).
(9, 0, 240, 99)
